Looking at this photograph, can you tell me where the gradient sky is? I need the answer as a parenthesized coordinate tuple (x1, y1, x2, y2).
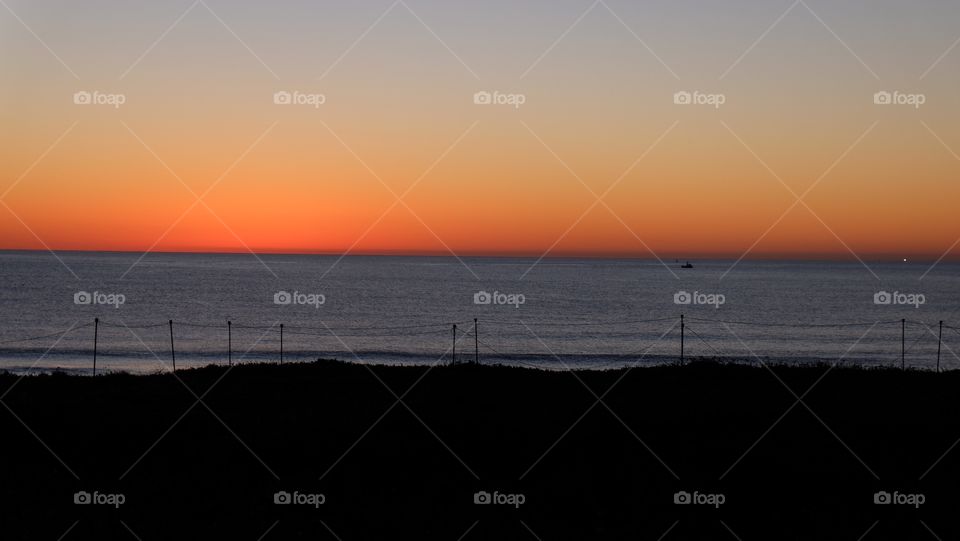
(2, 0, 959, 259)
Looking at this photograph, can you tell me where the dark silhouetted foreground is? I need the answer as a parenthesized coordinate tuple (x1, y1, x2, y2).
(1, 360, 957, 540)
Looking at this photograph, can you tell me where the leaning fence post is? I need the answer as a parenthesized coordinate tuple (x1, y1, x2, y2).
(901, 319, 905, 370)
(452, 324, 457, 366)
(93, 317, 99, 377)
(937, 321, 943, 373)
(169, 319, 176, 372)
(228, 320, 232, 367)
(680, 314, 685, 365)
(280, 323, 284, 365)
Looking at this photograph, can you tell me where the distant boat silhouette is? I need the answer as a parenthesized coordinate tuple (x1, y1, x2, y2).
(680, 261, 693, 269)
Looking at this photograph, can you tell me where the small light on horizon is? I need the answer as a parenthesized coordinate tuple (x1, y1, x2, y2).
(903, 258, 907, 262)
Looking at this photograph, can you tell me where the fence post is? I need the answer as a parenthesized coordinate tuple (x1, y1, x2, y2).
(680, 314, 685, 365)
(169, 319, 176, 372)
(280, 323, 284, 365)
(901, 319, 905, 370)
(228, 320, 232, 367)
(474, 318, 478, 365)
(452, 324, 457, 366)
(937, 321, 943, 373)
(93, 317, 99, 377)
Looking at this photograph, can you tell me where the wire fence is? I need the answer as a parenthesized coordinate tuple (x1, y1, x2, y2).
(0, 315, 956, 375)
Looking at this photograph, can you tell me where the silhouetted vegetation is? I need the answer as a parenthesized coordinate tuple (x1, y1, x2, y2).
(1, 360, 956, 540)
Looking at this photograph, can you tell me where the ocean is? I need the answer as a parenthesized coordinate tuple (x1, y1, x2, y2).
(0, 251, 957, 374)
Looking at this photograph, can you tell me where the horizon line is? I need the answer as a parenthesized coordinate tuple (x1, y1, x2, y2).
(0, 247, 954, 264)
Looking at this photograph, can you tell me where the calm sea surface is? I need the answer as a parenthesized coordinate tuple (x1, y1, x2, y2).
(1, 251, 958, 374)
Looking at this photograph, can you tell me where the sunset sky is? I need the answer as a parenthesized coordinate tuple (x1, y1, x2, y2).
(2, 0, 959, 259)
